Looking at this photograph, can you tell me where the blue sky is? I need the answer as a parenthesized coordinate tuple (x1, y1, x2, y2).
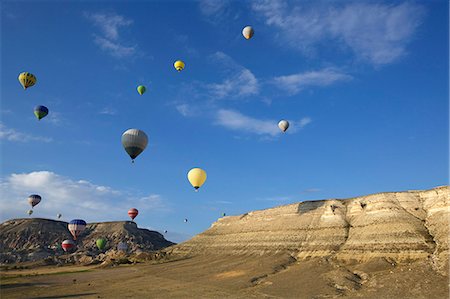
(1, 0, 448, 243)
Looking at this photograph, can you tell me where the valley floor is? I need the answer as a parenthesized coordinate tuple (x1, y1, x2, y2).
(1, 255, 448, 299)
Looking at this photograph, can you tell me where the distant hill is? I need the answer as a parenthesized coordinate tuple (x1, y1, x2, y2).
(167, 186, 449, 274)
(0, 219, 174, 264)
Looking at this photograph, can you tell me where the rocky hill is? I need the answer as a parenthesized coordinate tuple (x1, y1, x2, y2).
(0, 219, 174, 265)
(167, 186, 449, 274)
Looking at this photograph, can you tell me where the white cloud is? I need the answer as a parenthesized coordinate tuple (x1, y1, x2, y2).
(0, 171, 167, 223)
(273, 68, 352, 95)
(99, 107, 117, 115)
(0, 123, 52, 143)
(85, 12, 137, 58)
(252, 1, 424, 65)
(175, 103, 196, 117)
(215, 109, 311, 137)
(208, 69, 259, 99)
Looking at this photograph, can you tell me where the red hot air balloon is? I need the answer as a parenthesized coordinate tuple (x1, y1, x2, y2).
(128, 208, 138, 221)
(62, 239, 76, 252)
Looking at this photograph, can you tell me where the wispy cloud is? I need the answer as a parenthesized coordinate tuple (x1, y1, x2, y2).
(99, 107, 117, 116)
(252, 1, 425, 65)
(0, 123, 52, 143)
(215, 109, 311, 137)
(175, 103, 197, 117)
(0, 171, 167, 223)
(273, 68, 352, 95)
(84, 12, 137, 58)
(198, 0, 229, 16)
(302, 188, 321, 193)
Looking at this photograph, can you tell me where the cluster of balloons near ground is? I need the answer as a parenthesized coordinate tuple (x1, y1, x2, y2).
(19, 25, 290, 251)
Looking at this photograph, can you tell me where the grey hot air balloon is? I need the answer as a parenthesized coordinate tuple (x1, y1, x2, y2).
(57, 213, 62, 219)
(242, 26, 254, 40)
(121, 129, 148, 163)
(27, 209, 33, 216)
(278, 120, 289, 133)
(28, 194, 41, 208)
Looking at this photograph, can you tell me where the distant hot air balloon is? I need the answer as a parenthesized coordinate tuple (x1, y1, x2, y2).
(128, 208, 138, 221)
(57, 213, 62, 219)
(187, 168, 207, 191)
(121, 129, 148, 163)
(164, 230, 168, 234)
(68, 219, 86, 240)
(222, 212, 226, 217)
(278, 120, 289, 133)
(28, 194, 41, 208)
(117, 242, 128, 252)
(96, 238, 107, 251)
(242, 26, 254, 40)
(62, 239, 76, 252)
(174, 60, 185, 72)
(34, 105, 49, 120)
(184, 218, 188, 223)
(137, 85, 146, 95)
(27, 209, 33, 216)
(18, 72, 36, 90)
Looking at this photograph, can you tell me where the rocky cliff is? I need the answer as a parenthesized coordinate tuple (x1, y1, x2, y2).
(167, 186, 448, 272)
(0, 219, 174, 264)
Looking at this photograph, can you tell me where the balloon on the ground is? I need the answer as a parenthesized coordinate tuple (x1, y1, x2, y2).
(18, 72, 36, 90)
(187, 168, 207, 191)
(27, 210, 33, 216)
(174, 60, 185, 72)
(278, 120, 289, 133)
(242, 26, 254, 40)
(128, 208, 138, 221)
(34, 105, 49, 120)
(62, 239, 76, 252)
(137, 85, 146, 95)
(96, 238, 107, 250)
(68, 219, 87, 240)
(121, 129, 148, 162)
(28, 194, 41, 208)
(117, 242, 128, 252)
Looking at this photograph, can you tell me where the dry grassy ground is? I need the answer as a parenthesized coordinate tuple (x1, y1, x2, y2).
(1, 254, 448, 298)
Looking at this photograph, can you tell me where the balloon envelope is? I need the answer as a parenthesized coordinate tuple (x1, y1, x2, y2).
(174, 60, 185, 71)
(128, 208, 138, 220)
(18, 72, 36, 90)
(27, 210, 33, 216)
(96, 238, 107, 250)
(68, 219, 86, 240)
(28, 194, 41, 208)
(62, 239, 76, 252)
(34, 105, 49, 120)
(57, 213, 62, 219)
(242, 26, 254, 39)
(121, 129, 148, 161)
(187, 168, 207, 190)
(278, 120, 289, 132)
(137, 85, 146, 95)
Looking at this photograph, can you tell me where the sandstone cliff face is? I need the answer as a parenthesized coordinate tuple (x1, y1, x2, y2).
(167, 186, 448, 271)
(0, 219, 174, 264)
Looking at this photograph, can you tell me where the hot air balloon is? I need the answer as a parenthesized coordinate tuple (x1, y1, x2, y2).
(68, 219, 86, 240)
(242, 26, 254, 40)
(96, 238, 106, 251)
(121, 129, 148, 163)
(137, 85, 146, 95)
(33, 105, 49, 120)
(174, 60, 185, 72)
(278, 120, 289, 133)
(28, 194, 41, 208)
(27, 209, 33, 216)
(187, 168, 207, 191)
(117, 242, 128, 252)
(128, 208, 138, 221)
(18, 72, 36, 90)
(222, 212, 226, 217)
(57, 213, 62, 219)
(164, 230, 168, 234)
(62, 239, 76, 252)
(184, 218, 188, 223)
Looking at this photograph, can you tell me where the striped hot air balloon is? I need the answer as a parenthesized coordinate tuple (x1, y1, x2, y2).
(28, 194, 41, 208)
(62, 239, 76, 252)
(128, 208, 138, 221)
(68, 219, 86, 240)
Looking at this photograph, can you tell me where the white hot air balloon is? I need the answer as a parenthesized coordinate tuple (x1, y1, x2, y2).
(242, 26, 254, 40)
(121, 129, 148, 163)
(278, 120, 289, 133)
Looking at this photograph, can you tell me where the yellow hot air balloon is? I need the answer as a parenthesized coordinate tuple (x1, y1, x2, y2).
(18, 72, 37, 90)
(187, 168, 207, 191)
(174, 60, 185, 72)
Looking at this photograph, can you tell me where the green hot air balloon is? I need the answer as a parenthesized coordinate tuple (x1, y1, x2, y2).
(96, 238, 106, 251)
(137, 85, 146, 95)
(34, 105, 49, 120)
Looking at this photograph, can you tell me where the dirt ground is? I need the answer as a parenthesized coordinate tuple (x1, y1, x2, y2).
(1, 255, 448, 299)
